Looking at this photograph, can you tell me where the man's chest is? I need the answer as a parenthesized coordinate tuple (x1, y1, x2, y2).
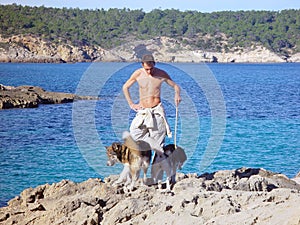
(137, 75, 164, 90)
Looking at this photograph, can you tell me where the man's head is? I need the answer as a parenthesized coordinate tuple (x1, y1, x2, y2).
(141, 54, 155, 75)
(141, 54, 155, 64)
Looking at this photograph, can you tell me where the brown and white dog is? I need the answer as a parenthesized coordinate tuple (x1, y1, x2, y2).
(151, 144, 187, 190)
(106, 140, 152, 191)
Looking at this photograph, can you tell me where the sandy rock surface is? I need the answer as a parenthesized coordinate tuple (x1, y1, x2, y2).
(0, 168, 299, 225)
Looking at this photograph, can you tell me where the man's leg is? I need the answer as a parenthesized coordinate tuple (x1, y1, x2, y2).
(148, 114, 167, 152)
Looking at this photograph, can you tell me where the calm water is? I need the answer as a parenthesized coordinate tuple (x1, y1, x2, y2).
(0, 62, 299, 206)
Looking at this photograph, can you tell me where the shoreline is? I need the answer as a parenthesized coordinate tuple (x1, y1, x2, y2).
(0, 167, 299, 224)
(1, 35, 300, 64)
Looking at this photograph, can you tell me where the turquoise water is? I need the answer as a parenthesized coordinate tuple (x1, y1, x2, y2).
(0, 62, 299, 206)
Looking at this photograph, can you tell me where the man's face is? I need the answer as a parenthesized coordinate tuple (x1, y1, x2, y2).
(142, 62, 155, 75)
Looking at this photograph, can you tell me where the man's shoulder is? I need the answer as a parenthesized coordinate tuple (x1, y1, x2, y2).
(136, 68, 144, 72)
(155, 67, 165, 72)
(131, 68, 143, 77)
(154, 68, 170, 78)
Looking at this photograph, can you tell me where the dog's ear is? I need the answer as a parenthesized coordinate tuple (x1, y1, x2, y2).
(112, 142, 118, 150)
(112, 142, 122, 151)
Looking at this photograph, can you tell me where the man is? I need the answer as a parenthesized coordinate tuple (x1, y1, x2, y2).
(123, 54, 181, 155)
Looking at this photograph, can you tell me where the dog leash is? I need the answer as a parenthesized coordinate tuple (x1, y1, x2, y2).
(174, 105, 178, 149)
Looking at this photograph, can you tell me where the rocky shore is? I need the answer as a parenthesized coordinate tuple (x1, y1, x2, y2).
(0, 168, 299, 225)
(1, 35, 300, 63)
(0, 84, 98, 109)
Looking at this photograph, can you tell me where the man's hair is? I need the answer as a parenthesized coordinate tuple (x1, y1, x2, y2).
(141, 54, 155, 63)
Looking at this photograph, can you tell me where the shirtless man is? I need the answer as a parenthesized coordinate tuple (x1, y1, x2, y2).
(122, 54, 181, 154)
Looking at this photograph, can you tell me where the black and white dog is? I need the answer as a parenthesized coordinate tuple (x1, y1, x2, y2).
(151, 144, 187, 190)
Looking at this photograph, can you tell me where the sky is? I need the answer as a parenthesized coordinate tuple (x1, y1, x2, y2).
(1, 0, 300, 12)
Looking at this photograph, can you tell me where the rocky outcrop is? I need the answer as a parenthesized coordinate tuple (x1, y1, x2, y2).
(288, 52, 300, 62)
(292, 171, 300, 185)
(205, 46, 287, 63)
(1, 35, 299, 63)
(102, 37, 288, 63)
(0, 84, 98, 109)
(0, 35, 104, 63)
(0, 168, 299, 225)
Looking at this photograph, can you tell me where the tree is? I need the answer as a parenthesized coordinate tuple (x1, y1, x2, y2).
(0, 4, 299, 55)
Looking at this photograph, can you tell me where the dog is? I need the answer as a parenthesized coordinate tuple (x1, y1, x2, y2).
(151, 144, 187, 190)
(106, 138, 152, 191)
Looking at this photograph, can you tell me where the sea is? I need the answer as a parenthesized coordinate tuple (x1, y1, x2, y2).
(0, 62, 299, 206)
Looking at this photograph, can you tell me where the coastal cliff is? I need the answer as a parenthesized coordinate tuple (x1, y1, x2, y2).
(0, 35, 298, 63)
(0, 84, 98, 109)
(0, 168, 300, 225)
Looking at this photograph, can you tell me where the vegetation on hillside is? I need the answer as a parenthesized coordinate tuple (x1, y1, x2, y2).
(0, 4, 299, 56)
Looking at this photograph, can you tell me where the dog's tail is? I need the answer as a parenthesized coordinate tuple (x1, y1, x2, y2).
(122, 131, 140, 151)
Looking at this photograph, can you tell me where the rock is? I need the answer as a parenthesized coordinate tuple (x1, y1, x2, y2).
(210, 46, 286, 63)
(0, 85, 39, 109)
(199, 167, 300, 192)
(0, 34, 298, 63)
(0, 168, 299, 225)
(0, 35, 104, 63)
(292, 171, 300, 185)
(0, 84, 99, 109)
(288, 53, 300, 62)
(96, 50, 125, 62)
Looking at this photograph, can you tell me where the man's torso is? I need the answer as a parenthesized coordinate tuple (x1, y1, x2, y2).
(136, 68, 166, 108)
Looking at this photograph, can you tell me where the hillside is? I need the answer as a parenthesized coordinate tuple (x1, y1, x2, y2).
(0, 4, 300, 63)
(1, 34, 300, 63)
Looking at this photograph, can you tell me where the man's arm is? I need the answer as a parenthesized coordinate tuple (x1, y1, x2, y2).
(165, 77, 181, 106)
(123, 75, 135, 106)
(122, 71, 142, 111)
